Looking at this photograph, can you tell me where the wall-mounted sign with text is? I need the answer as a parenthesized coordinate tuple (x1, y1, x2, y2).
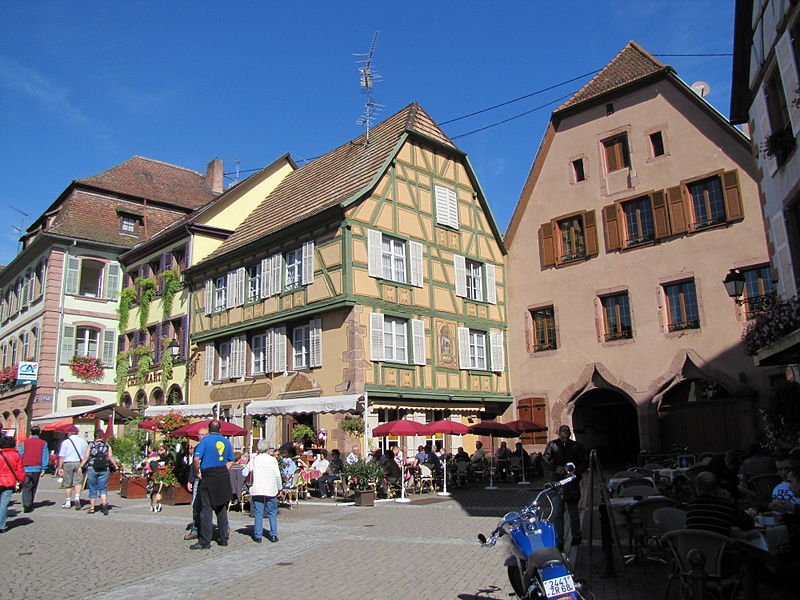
(17, 361, 39, 385)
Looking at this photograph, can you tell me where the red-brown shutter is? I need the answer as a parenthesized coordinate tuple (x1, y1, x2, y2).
(539, 223, 556, 268)
(602, 204, 622, 251)
(722, 170, 744, 222)
(584, 210, 599, 257)
(667, 186, 689, 234)
(518, 397, 548, 445)
(652, 190, 671, 239)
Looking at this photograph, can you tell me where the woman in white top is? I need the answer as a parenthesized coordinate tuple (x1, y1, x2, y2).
(242, 440, 282, 543)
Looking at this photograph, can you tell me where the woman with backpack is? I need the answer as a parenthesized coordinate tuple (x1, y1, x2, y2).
(79, 429, 118, 515)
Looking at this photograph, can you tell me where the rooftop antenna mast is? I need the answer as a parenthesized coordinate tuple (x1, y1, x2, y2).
(354, 31, 383, 144)
(9, 205, 28, 254)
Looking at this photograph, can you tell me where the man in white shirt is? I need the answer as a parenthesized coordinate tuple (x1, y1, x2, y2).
(57, 427, 88, 510)
(771, 455, 800, 512)
(311, 451, 330, 475)
(346, 446, 361, 465)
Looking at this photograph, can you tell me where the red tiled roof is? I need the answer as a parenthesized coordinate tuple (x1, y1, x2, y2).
(46, 190, 189, 248)
(555, 41, 670, 114)
(207, 102, 454, 261)
(78, 156, 216, 210)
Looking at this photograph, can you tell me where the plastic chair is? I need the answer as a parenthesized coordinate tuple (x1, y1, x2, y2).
(628, 497, 678, 563)
(620, 485, 659, 498)
(660, 529, 743, 600)
(332, 476, 349, 500)
(612, 470, 640, 479)
(454, 461, 470, 487)
(746, 473, 781, 504)
(618, 477, 657, 493)
(282, 470, 303, 509)
(653, 507, 687, 533)
(417, 464, 435, 494)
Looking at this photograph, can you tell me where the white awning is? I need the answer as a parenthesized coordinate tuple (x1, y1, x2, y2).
(246, 395, 362, 417)
(144, 402, 219, 418)
(370, 403, 485, 414)
(33, 401, 119, 425)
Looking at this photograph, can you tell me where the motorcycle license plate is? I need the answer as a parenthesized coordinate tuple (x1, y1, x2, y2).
(542, 574, 575, 598)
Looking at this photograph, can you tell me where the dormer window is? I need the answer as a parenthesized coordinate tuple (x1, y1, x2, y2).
(120, 215, 137, 234)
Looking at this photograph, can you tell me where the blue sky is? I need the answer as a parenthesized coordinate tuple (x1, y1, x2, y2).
(0, 1, 735, 265)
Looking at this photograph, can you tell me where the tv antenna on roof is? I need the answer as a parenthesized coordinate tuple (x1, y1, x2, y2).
(354, 31, 384, 144)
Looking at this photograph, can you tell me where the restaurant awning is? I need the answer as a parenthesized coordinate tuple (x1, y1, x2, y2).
(144, 403, 219, 418)
(370, 402, 485, 415)
(33, 401, 119, 425)
(246, 394, 362, 416)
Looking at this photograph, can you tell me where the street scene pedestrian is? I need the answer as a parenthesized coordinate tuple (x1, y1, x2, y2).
(57, 427, 88, 510)
(191, 420, 234, 549)
(0, 435, 24, 533)
(79, 429, 118, 515)
(17, 425, 48, 513)
(542, 425, 587, 550)
(242, 439, 281, 543)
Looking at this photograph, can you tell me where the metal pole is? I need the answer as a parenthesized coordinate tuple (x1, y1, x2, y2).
(485, 434, 498, 490)
(396, 458, 410, 503)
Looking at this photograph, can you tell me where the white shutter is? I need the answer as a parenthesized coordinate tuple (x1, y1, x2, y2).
(105, 262, 121, 300)
(367, 229, 383, 278)
(264, 328, 274, 374)
(771, 211, 798, 299)
(102, 328, 116, 367)
(754, 87, 779, 176)
(309, 318, 322, 368)
(454, 255, 467, 297)
(20, 274, 29, 308)
(61, 324, 76, 364)
(239, 335, 247, 377)
(412, 319, 426, 366)
(369, 312, 384, 362)
(448, 188, 459, 229)
(231, 335, 246, 378)
(409, 241, 424, 287)
(226, 271, 236, 308)
(237, 267, 246, 306)
(777, 31, 800, 135)
(229, 337, 240, 378)
(65, 255, 80, 295)
(269, 253, 282, 297)
(273, 326, 287, 373)
(204, 343, 215, 383)
(435, 185, 459, 229)
(485, 263, 497, 304)
(204, 280, 212, 315)
(457, 327, 470, 370)
(260, 257, 270, 299)
(490, 330, 505, 373)
(302, 240, 315, 285)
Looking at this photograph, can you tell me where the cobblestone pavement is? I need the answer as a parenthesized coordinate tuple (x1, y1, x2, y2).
(0, 476, 673, 600)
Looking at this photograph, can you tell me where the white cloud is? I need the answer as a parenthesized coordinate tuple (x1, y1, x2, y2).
(0, 55, 90, 125)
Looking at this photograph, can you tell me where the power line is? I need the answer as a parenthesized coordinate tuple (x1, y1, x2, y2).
(441, 69, 601, 125)
(450, 92, 575, 140)
(653, 53, 732, 57)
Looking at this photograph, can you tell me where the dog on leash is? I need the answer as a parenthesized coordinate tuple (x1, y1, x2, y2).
(147, 479, 164, 512)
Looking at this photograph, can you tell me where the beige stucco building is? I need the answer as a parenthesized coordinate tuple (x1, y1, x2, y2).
(506, 43, 780, 459)
(185, 103, 510, 453)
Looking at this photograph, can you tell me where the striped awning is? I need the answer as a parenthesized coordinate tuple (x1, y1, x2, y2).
(144, 402, 218, 418)
(246, 395, 362, 416)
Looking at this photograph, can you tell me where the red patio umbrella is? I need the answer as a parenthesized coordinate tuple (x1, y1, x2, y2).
(504, 419, 546, 484)
(423, 420, 470, 496)
(371, 419, 430, 503)
(171, 419, 246, 438)
(137, 418, 160, 432)
(468, 421, 517, 490)
(42, 418, 74, 433)
(372, 419, 430, 437)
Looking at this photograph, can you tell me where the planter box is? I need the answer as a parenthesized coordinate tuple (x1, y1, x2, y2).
(161, 484, 192, 506)
(353, 489, 375, 507)
(107, 470, 121, 491)
(119, 475, 148, 499)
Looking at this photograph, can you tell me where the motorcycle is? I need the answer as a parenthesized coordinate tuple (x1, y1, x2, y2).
(477, 463, 585, 600)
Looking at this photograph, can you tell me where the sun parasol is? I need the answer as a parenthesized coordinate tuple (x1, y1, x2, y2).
(137, 418, 160, 432)
(171, 419, 246, 439)
(468, 421, 518, 490)
(371, 419, 429, 503)
(42, 418, 74, 433)
(504, 419, 547, 485)
(423, 420, 470, 496)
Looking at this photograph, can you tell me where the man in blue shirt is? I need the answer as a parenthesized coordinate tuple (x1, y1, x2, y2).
(190, 420, 234, 549)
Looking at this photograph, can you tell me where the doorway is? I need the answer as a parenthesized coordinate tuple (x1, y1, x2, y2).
(572, 389, 639, 466)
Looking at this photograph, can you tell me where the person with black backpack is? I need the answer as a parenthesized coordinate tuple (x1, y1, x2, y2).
(79, 429, 118, 515)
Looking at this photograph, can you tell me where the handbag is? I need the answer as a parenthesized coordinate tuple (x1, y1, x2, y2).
(0, 451, 22, 490)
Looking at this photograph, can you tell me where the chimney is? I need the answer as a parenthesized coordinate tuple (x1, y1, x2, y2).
(206, 158, 224, 194)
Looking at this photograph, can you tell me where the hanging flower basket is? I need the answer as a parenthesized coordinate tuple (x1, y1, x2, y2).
(0, 365, 18, 392)
(70, 356, 105, 382)
(153, 412, 189, 437)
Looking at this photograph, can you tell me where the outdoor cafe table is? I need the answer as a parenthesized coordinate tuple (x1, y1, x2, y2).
(607, 475, 656, 496)
(733, 524, 791, 556)
(655, 467, 689, 482)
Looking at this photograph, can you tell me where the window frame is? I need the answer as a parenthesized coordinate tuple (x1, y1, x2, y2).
(648, 130, 666, 158)
(621, 196, 656, 246)
(120, 215, 138, 234)
(284, 248, 303, 291)
(213, 277, 226, 312)
(382, 316, 408, 364)
(292, 324, 310, 370)
(465, 259, 484, 302)
(247, 263, 262, 303)
(600, 292, 633, 341)
(686, 175, 727, 230)
(218, 340, 232, 379)
(530, 307, 558, 352)
(75, 326, 101, 359)
(467, 329, 488, 371)
(663, 279, 700, 332)
(602, 134, 631, 173)
(741, 265, 775, 318)
(556, 214, 587, 262)
(381, 234, 408, 284)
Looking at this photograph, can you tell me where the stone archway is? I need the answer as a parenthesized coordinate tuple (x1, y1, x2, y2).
(150, 387, 164, 406)
(166, 385, 183, 405)
(572, 389, 640, 465)
(119, 392, 133, 410)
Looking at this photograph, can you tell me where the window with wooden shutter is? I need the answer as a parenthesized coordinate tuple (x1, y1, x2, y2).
(409, 241, 423, 287)
(236, 267, 246, 306)
(204, 280, 212, 316)
(490, 330, 505, 373)
(666, 186, 688, 234)
(453, 255, 467, 297)
(485, 263, 497, 305)
(102, 329, 116, 367)
(434, 185, 459, 229)
(61, 324, 75, 364)
(518, 397, 548, 445)
(584, 210, 599, 256)
(65, 255, 80, 295)
(754, 88, 779, 176)
(530, 307, 557, 352)
(204, 343, 215, 383)
(620, 197, 655, 247)
(105, 262, 121, 300)
(539, 223, 556, 268)
(457, 326, 471, 370)
(370, 312, 384, 362)
(367, 229, 383, 278)
(269, 253, 281, 297)
(652, 190, 671, 239)
(309, 318, 322, 368)
(771, 212, 798, 299)
(722, 170, 744, 222)
(602, 204, 621, 251)
(260, 257, 270, 299)
(273, 326, 287, 373)
(412, 319, 426, 366)
(302, 240, 315, 286)
(603, 135, 630, 173)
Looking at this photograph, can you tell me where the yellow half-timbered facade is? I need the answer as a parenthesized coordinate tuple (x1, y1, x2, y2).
(186, 103, 511, 452)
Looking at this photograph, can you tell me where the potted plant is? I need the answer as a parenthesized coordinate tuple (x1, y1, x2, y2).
(762, 126, 796, 163)
(291, 424, 315, 447)
(343, 459, 384, 506)
(152, 463, 192, 505)
(70, 355, 105, 382)
(340, 416, 365, 437)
